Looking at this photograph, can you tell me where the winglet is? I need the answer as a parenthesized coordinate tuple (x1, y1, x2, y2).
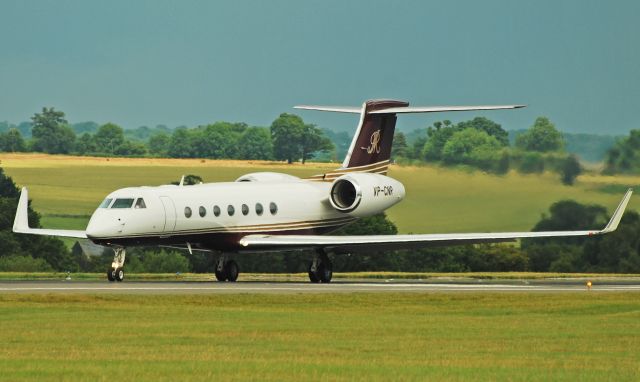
(600, 188, 633, 234)
(13, 187, 30, 233)
(13, 187, 87, 239)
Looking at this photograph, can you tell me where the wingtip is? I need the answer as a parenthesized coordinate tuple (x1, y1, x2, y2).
(601, 188, 633, 234)
(13, 187, 30, 232)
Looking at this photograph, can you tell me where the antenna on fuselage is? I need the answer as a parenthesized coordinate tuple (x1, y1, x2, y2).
(178, 175, 185, 186)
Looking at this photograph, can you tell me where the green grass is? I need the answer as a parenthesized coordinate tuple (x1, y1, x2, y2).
(3, 153, 640, 234)
(0, 293, 638, 381)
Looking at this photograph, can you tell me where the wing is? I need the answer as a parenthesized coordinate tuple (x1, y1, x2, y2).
(13, 187, 87, 239)
(239, 189, 633, 252)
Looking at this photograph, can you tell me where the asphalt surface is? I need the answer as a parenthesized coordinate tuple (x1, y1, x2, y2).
(1, 279, 639, 294)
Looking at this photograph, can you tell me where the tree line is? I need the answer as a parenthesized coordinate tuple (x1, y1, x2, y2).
(2, 106, 639, 180)
(391, 116, 583, 185)
(0, 108, 335, 164)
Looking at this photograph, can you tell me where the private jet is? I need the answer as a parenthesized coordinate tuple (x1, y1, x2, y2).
(13, 100, 633, 283)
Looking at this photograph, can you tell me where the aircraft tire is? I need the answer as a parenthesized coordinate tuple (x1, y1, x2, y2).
(318, 262, 333, 283)
(214, 269, 227, 282)
(107, 268, 115, 282)
(308, 262, 320, 283)
(115, 267, 124, 282)
(226, 260, 239, 282)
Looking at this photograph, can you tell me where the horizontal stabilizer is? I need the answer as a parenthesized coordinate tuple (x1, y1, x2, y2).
(294, 103, 525, 115)
(368, 104, 526, 114)
(239, 189, 632, 252)
(13, 187, 87, 239)
(294, 105, 361, 113)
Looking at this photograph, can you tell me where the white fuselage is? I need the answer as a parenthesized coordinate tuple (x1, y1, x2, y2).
(85, 171, 405, 252)
(85, 176, 349, 250)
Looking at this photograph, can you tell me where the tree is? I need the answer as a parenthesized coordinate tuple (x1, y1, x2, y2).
(271, 113, 305, 163)
(422, 120, 456, 161)
(93, 123, 125, 154)
(238, 127, 273, 160)
(270, 114, 333, 164)
(515, 117, 563, 152)
(168, 128, 194, 158)
(300, 124, 333, 164)
(114, 140, 147, 156)
(391, 131, 408, 160)
(457, 117, 509, 146)
(31, 107, 76, 154)
(74, 133, 97, 155)
(148, 133, 171, 156)
(517, 152, 545, 173)
(441, 128, 502, 170)
(0, 129, 26, 152)
(604, 130, 640, 174)
(190, 124, 236, 159)
(560, 154, 582, 185)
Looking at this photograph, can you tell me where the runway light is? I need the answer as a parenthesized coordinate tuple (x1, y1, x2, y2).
(586, 280, 592, 290)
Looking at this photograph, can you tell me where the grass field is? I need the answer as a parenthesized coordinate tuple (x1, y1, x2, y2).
(2, 153, 639, 234)
(0, 293, 638, 381)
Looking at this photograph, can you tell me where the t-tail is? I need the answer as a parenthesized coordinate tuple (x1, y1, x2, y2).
(296, 99, 525, 181)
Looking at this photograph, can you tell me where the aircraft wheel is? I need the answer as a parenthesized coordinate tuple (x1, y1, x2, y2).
(308, 262, 320, 283)
(107, 268, 115, 282)
(215, 269, 227, 282)
(318, 261, 333, 283)
(115, 267, 124, 282)
(226, 260, 239, 282)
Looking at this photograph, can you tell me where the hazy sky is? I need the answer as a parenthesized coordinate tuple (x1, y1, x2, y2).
(1, 0, 638, 134)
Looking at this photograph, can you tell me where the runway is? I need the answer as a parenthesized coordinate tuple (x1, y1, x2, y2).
(1, 279, 640, 294)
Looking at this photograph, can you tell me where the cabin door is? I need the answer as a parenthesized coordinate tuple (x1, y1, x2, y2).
(159, 196, 177, 232)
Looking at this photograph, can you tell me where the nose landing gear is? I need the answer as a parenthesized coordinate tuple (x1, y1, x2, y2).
(107, 247, 126, 282)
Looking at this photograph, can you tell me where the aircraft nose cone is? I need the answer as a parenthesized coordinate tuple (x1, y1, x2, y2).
(86, 212, 125, 238)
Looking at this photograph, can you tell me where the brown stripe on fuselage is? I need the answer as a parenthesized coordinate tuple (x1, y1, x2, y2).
(89, 217, 357, 240)
(304, 159, 390, 182)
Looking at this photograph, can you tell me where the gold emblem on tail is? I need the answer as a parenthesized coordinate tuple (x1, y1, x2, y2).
(361, 129, 381, 154)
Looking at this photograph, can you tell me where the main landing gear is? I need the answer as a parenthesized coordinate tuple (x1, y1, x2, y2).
(308, 250, 332, 283)
(107, 247, 126, 282)
(215, 256, 239, 282)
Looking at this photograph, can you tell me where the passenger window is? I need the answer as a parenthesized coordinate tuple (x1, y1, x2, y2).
(269, 202, 278, 215)
(242, 204, 249, 216)
(111, 198, 135, 209)
(185, 207, 192, 218)
(213, 205, 221, 217)
(255, 203, 263, 216)
(135, 198, 147, 209)
(199, 206, 206, 217)
(99, 198, 113, 208)
(228, 205, 235, 216)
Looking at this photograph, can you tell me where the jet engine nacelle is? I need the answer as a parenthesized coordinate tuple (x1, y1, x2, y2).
(329, 173, 405, 217)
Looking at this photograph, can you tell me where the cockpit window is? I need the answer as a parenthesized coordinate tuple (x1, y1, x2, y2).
(135, 198, 147, 209)
(111, 198, 135, 209)
(99, 198, 113, 208)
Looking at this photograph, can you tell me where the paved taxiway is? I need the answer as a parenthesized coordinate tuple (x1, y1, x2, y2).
(1, 279, 639, 294)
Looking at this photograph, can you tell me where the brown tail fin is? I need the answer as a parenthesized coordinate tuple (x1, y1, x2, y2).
(340, 99, 408, 173)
